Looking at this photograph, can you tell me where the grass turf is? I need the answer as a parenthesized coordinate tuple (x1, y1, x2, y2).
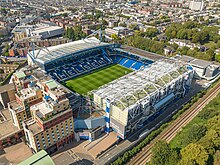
(63, 64, 132, 95)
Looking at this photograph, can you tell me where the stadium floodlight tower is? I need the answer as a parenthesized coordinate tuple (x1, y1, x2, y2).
(27, 38, 51, 67)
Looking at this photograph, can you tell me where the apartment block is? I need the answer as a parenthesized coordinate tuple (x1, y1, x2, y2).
(23, 81, 74, 153)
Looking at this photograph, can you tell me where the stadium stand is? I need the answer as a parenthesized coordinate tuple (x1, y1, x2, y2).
(28, 38, 153, 82)
(45, 48, 154, 82)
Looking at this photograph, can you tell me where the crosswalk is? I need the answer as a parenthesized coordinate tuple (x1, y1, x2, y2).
(66, 149, 85, 165)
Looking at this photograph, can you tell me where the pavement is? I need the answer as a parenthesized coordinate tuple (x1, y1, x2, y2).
(0, 142, 33, 164)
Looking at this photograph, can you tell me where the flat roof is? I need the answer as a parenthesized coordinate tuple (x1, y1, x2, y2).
(14, 71, 26, 79)
(0, 83, 15, 93)
(26, 120, 43, 135)
(32, 102, 53, 116)
(30, 37, 111, 64)
(0, 109, 21, 140)
(190, 59, 213, 68)
(18, 150, 55, 165)
(44, 80, 58, 90)
(32, 26, 63, 34)
(180, 55, 195, 62)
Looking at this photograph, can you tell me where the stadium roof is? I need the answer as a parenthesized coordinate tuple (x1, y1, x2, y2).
(18, 150, 55, 165)
(93, 60, 191, 111)
(30, 37, 111, 64)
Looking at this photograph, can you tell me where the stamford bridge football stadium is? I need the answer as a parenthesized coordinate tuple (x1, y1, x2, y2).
(27, 37, 194, 139)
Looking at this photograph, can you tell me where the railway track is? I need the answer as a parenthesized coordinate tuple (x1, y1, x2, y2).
(128, 82, 220, 165)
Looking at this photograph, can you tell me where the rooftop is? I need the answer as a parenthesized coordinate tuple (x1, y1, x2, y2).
(93, 60, 191, 110)
(18, 150, 55, 165)
(19, 86, 40, 100)
(8, 100, 24, 113)
(0, 109, 21, 140)
(25, 119, 43, 134)
(190, 59, 213, 68)
(0, 84, 15, 93)
(32, 26, 63, 34)
(30, 37, 111, 64)
(31, 102, 53, 116)
(44, 80, 58, 90)
(14, 71, 26, 79)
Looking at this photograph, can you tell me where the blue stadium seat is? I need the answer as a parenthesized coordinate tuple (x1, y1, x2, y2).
(119, 58, 128, 65)
(131, 62, 144, 70)
(123, 59, 136, 68)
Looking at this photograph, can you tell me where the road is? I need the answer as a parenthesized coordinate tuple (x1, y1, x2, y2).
(128, 81, 220, 165)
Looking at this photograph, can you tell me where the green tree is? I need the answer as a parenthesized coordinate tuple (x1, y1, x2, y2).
(206, 49, 215, 60)
(217, 40, 220, 48)
(129, 24, 139, 30)
(145, 28, 158, 38)
(215, 54, 220, 63)
(192, 33, 201, 43)
(177, 29, 188, 40)
(165, 27, 177, 39)
(177, 46, 189, 55)
(179, 143, 209, 165)
(173, 124, 206, 149)
(151, 141, 179, 165)
(111, 34, 120, 42)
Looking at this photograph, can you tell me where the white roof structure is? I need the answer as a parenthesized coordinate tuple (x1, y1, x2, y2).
(93, 59, 190, 110)
(29, 37, 111, 64)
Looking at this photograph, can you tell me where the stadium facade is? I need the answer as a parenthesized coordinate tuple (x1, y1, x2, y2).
(93, 60, 193, 138)
(27, 37, 194, 139)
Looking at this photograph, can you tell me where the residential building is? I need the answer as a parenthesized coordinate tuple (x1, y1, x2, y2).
(22, 80, 74, 153)
(189, 0, 204, 11)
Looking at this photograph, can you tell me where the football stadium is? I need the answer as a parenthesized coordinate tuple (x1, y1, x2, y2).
(27, 37, 194, 139)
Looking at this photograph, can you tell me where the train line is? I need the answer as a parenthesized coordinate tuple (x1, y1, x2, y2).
(128, 82, 220, 165)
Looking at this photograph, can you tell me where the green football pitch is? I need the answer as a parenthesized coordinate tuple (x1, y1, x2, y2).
(63, 64, 132, 95)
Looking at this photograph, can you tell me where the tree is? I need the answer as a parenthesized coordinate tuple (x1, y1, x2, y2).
(165, 27, 177, 39)
(145, 28, 158, 38)
(215, 54, 220, 63)
(206, 115, 220, 131)
(118, 22, 127, 27)
(173, 124, 206, 149)
(217, 40, 220, 48)
(179, 143, 209, 165)
(192, 33, 201, 43)
(111, 34, 120, 42)
(129, 24, 139, 30)
(206, 49, 215, 60)
(151, 140, 179, 165)
(177, 46, 189, 55)
(176, 29, 188, 40)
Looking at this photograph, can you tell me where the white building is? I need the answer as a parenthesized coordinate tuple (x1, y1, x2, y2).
(189, 0, 204, 11)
